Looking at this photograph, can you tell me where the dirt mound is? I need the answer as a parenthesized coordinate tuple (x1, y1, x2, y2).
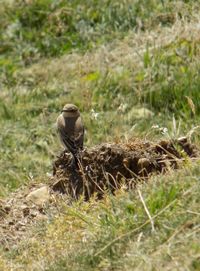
(52, 137, 198, 200)
(0, 137, 198, 248)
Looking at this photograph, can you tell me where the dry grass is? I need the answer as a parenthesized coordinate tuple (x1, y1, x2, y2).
(1, 1, 200, 270)
(17, 13, 200, 89)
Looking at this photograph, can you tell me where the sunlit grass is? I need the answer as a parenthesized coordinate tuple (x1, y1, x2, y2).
(1, 0, 200, 269)
(2, 161, 199, 270)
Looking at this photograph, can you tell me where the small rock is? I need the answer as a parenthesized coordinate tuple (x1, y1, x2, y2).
(26, 186, 50, 206)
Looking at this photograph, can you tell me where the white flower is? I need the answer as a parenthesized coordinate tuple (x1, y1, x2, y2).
(161, 127, 168, 135)
(151, 124, 159, 129)
(91, 109, 99, 120)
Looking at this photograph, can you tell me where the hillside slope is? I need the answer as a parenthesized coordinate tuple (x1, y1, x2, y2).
(0, 1, 200, 270)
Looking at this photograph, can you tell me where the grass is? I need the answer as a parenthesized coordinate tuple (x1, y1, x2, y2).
(1, 161, 200, 270)
(0, 0, 193, 63)
(0, 0, 200, 270)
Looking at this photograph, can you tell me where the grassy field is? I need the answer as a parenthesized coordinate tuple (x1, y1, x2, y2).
(0, 0, 200, 270)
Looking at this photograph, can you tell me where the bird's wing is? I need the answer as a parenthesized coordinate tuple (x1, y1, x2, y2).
(74, 117, 84, 149)
(57, 126, 77, 155)
(75, 133, 84, 149)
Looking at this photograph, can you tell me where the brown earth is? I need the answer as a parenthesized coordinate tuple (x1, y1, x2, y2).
(52, 136, 198, 199)
(0, 137, 198, 248)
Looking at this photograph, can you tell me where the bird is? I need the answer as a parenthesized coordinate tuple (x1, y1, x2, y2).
(56, 104, 84, 164)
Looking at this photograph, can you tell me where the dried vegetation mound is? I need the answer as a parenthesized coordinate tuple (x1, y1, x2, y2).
(52, 137, 199, 199)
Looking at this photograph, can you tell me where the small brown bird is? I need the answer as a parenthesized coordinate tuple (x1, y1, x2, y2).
(56, 104, 84, 161)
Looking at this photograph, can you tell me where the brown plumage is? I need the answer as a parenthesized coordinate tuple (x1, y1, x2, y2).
(56, 104, 84, 157)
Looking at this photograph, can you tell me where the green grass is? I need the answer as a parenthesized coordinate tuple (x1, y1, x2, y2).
(0, 0, 189, 59)
(1, 161, 200, 270)
(0, 0, 197, 79)
(0, 0, 200, 269)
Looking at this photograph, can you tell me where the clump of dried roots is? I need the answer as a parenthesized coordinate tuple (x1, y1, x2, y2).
(52, 137, 198, 200)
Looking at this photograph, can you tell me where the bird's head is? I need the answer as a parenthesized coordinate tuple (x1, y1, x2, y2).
(61, 104, 80, 117)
